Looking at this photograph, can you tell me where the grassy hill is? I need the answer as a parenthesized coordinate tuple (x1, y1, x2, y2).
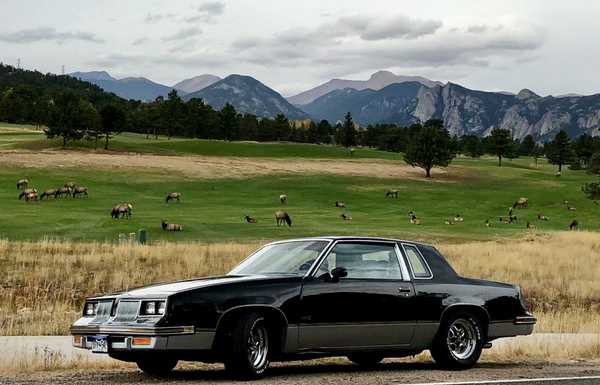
(0, 123, 597, 242)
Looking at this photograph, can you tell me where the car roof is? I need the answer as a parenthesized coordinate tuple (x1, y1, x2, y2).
(269, 236, 431, 247)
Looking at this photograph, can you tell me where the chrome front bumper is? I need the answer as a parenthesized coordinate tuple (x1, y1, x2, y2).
(70, 324, 215, 352)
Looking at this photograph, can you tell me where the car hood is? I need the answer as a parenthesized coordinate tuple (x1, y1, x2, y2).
(96, 274, 298, 299)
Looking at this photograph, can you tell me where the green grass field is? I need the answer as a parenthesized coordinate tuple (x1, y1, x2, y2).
(0, 123, 598, 242)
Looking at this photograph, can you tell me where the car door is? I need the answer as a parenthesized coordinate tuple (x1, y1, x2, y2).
(298, 241, 416, 350)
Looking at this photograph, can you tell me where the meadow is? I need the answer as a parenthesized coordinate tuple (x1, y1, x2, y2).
(0, 126, 598, 242)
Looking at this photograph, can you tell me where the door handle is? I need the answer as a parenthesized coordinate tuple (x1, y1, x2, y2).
(398, 287, 413, 295)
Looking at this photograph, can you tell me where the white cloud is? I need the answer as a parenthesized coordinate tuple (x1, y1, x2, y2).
(0, 27, 103, 43)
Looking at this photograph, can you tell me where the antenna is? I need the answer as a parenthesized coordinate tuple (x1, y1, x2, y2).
(17, 58, 20, 69)
(61, 65, 65, 75)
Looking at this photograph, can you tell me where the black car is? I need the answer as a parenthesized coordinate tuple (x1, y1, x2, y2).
(71, 237, 535, 379)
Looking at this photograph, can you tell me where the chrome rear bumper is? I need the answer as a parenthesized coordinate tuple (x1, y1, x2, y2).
(69, 325, 195, 336)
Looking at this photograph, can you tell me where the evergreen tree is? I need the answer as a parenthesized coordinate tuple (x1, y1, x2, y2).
(519, 135, 536, 156)
(403, 119, 454, 178)
(546, 130, 575, 173)
(488, 128, 513, 167)
(99, 103, 126, 150)
(317, 120, 332, 144)
(342, 112, 356, 147)
(220, 103, 238, 140)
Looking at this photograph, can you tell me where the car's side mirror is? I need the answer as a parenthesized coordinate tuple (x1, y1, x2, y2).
(330, 267, 348, 282)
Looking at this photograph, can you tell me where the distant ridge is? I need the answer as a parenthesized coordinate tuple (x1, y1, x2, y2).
(174, 74, 221, 94)
(287, 70, 442, 106)
(184, 74, 308, 119)
(70, 71, 178, 101)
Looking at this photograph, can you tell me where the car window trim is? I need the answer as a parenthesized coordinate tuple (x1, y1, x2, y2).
(400, 243, 434, 280)
(308, 239, 411, 281)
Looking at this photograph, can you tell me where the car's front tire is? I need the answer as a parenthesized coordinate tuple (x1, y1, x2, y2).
(430, 313, 483, 369)
(136, 356, 178, 376)
(347, 353, 384, 367)
(224, 312, 270, 379)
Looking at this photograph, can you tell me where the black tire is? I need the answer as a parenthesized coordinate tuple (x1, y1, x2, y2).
(347, 353, 384, 367)
(430, 312, 484, 370)
(224, 312, 270, 380)
(136, 356, 178, 376)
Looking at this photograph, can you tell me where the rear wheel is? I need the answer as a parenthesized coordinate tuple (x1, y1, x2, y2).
(430, 313, 483, 369)
(136, 356, 178, 376)
(224, 312, 270, 379)
(347, 353, 384, 367)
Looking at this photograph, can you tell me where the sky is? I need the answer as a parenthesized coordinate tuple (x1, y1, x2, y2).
(1, 0, 599, 97)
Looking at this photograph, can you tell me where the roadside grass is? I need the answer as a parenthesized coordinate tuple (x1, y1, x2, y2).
(1, 232, 598, 336)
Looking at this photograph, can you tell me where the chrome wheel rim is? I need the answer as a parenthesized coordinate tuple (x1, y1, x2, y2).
(247, 318, 268, 369)
(446, 318, 477, 360)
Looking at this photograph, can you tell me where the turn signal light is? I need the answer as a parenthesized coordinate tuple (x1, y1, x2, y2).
(73, 335, 82, 346)
(132, 337, 152, 346)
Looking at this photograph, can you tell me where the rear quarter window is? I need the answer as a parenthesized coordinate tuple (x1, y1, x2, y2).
(402, 244, 432, 279)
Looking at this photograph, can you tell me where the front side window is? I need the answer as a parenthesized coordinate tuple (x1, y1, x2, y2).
(403, 244, 432, 278)
(229, 240, 329, 276)
(317, 242, 403, 280)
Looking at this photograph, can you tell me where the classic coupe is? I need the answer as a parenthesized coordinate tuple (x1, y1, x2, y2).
(71, 237, 535, 379)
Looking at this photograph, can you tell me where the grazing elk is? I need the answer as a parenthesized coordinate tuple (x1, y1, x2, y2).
(513, 197, 529, 209)
(245, 215, 257, 224)
(40, 189, 59, 200)
(569, 220, 578, 231)
(64, 182, 76, 189)
(526, 221, 535, 229)
(57, 186, 72, 198)
(485, 219, 492, 227)
(453, 214, 464, 222)
(18, 188, 37, 200)
(335, 201, 345, 208)
(537, 213, 549, 221)
(279, 194, 288, 204)
(111, 203, 133, 219)
(24, 192, 38, 202)
(16, 178, 28, 190)
(567, 206, 577, 211)
(340, 213, 352, 221)
(166, 192, 182, 203)
(72, 186, 88, 198)
(162, 220, 183, 231)
(275, 210, 292, 227)
(386, 189, 399, 198)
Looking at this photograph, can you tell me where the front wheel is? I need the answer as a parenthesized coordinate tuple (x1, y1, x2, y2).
(430, 313, 483, 369)
(224, 313, 270, 379)
(136, 356, 178, 376)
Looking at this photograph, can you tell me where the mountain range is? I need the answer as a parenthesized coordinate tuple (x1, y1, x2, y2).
(70, 70, 600, 140)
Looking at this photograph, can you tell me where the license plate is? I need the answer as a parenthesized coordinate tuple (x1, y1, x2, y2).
(89, 336, 108, 353)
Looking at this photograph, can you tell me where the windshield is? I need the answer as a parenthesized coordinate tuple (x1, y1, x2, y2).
(229, 240, 330, 276)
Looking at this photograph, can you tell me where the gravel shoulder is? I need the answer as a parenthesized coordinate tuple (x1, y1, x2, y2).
(2, 360, 599, 385)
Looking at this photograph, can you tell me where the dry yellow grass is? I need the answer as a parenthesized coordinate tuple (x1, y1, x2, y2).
(0, 231, 599, 335)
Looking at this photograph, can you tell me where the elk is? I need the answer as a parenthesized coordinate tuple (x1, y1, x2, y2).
(166, 192, 182, 203)
(386, 190, 399, 198)
(335, 201, 345, 208)
(16, 178, 28, 190)
(162, 220, 183, 231)
(279, 194, 288, 204)
(340, 213, 352, 221)
(275, 210, 292, 227)
(245, 215, 257, 223)
(18, 188, 37, 200)
(72, 186, 88, 198)
(40, 189, 59, 200)
(111, 203, 133, 219)
(513, 197, 528, 209)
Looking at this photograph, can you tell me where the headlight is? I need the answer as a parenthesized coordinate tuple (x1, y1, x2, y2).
(84, 302, 98, 317)
(140, 300, 166, 316)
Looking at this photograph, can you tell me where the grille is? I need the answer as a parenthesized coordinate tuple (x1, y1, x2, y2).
(114, 301, 140, 322)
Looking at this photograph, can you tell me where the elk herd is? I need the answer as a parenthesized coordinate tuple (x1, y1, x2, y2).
(15, 177, 584, 236)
